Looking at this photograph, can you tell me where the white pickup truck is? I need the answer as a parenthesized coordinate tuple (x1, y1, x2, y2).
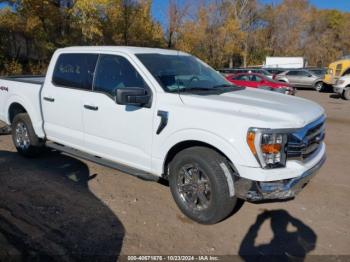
(0, 47, 326, 224)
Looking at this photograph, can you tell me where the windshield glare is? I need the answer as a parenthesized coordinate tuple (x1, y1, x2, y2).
(136, 53, 232, 92)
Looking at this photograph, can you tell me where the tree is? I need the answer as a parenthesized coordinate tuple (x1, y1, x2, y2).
(166, 0, 190, 48)
(230, 0, 258, 67)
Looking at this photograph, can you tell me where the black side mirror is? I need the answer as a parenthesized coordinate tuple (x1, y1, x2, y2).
(116, 87, 151, 107)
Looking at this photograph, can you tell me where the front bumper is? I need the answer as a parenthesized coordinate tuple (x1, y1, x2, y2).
(234, 154, 326, 202)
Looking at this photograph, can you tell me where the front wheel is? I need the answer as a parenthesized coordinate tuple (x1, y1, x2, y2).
(342, 87, 350, 100)
(11, 113, 45, 157)
(314, 81, 324, 92)
(169, 147, 237, 224)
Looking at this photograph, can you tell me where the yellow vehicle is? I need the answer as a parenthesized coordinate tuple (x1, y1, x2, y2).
(324, 58, 350, 86)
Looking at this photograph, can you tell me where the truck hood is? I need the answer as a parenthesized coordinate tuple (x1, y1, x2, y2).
(180, 88, 325, 128)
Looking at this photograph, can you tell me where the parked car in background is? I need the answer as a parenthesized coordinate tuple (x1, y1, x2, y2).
(307, 67, 327, 77)
(324, 58, 350, 86)
(219, 68, 273, 79)
(333, 75, 350, 100)
(275, 69, 324, 91)
(226, 73, 295, 95)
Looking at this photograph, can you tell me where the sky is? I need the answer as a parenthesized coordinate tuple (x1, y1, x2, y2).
(0, 0, 349, 26)
(151, 0, 350, 27)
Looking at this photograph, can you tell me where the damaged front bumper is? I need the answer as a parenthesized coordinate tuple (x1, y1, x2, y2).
(234, 154, 326, 202)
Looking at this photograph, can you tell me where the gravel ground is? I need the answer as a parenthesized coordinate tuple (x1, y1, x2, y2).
(0, 90, 349, 261)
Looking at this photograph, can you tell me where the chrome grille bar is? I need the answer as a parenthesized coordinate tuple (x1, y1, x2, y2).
(287, 116, 326, 161)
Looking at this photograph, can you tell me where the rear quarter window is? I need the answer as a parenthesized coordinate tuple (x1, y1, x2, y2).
(52, 53, 98, 90)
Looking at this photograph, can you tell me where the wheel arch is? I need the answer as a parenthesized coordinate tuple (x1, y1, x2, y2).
(5, 96, 45, 138)
(8, 102, 28, 124)
(163, 140, 239, 178)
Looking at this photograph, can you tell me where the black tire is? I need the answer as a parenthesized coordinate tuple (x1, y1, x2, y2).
(169, 147, 237, 224)
(11, 113, 45, 157)
(314, 81, 323, 92)
(342, 87, 350, 100)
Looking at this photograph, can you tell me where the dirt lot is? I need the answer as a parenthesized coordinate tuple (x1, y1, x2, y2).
(0, 90, 349, 261)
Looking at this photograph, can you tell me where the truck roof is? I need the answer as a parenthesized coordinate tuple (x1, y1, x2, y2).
(59, 46, 189, 56)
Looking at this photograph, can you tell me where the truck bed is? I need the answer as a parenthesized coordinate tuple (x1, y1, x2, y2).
(0, 75, 45, 137)
(0, 75, 45, 85)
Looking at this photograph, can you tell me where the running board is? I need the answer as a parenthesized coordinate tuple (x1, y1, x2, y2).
(46, 142, 159, 182)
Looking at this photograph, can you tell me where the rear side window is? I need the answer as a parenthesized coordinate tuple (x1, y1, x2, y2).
(93, 55, 146, 97)
(298, 71, 310, 76)
(287, 71, 298, 76)
(52, 54, 98, 90)
(234, 75, 250, 81)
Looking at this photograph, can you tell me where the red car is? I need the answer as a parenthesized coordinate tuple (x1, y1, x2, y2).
(226, 73, 295, 95)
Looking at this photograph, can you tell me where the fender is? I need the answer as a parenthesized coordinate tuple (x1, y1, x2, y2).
(5, 94, 45, 138)
(151, 128, 259, 176)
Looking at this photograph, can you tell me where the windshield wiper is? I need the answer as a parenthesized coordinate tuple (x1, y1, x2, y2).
(178, 87, 213, 92)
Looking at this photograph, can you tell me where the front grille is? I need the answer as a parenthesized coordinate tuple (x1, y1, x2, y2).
(287, 116, 325, 161)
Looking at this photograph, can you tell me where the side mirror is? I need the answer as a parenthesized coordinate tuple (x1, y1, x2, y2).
(116, 87, 151, 107)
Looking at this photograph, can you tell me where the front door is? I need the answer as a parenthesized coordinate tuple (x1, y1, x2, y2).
(82, 54, 154, 172)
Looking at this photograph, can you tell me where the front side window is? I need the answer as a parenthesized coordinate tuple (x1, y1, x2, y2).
(136, 53, 237, 93)
(52, 54, 98, 90)
(94, 55, 147, 97)
(299, 71, 311, 77)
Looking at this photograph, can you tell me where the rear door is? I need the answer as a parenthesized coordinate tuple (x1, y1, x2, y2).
(42, 53, 98, 148)
(285, 71, 300, 86)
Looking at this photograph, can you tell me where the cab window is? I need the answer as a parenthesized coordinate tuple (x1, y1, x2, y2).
(93, 55, 147, 97)
(336, 64, 342, 76)
(52, 54, 98, 90)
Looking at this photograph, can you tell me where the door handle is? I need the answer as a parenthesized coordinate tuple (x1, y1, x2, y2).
(84, 105, 99, 111)
(43, 97, 55, 102)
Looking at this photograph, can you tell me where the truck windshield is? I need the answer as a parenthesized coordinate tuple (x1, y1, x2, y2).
(136, 53, 238, 93)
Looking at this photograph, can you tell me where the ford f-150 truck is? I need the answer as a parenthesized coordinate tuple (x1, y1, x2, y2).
(0, 47, 326, 224)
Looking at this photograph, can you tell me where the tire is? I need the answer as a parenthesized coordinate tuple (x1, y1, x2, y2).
(314, 81, 323, 92)
(11, 113, 45, 157)
(342, 87, 350, 100)
(169, 147, 237, 224)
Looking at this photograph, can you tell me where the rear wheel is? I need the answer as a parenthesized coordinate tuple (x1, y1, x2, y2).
(169, 147, 237, 224)
(342, 87, 350, 100)
(314, 81, 324, 92)
(11, 113, 45, 157)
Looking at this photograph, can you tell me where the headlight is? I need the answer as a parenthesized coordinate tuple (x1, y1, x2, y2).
(247, 129, 288, 169)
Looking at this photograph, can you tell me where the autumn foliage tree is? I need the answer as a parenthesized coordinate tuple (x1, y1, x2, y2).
(0, 0, 349, 74)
